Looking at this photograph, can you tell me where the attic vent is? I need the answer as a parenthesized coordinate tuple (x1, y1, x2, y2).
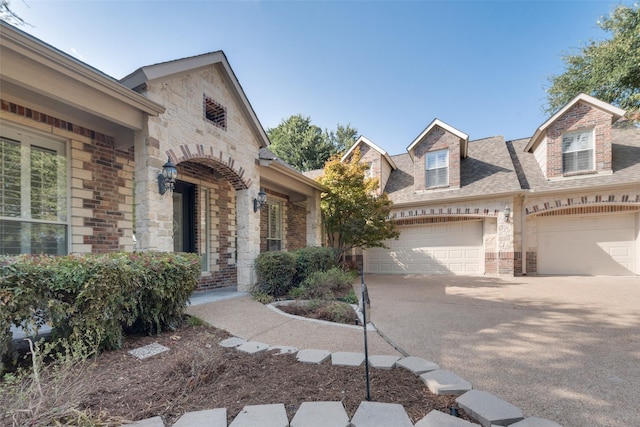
(203, 95, 227, 130)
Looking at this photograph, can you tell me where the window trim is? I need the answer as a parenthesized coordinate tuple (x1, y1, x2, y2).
(561, 129, 594, 174)
(0, 123, 69, 255)
(425, 149, 449, 188)
(266, 199, 282, 251)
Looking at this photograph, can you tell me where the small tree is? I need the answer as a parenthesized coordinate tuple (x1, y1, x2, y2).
(318, 149, 399, 260)
(546, 4, 640, 119)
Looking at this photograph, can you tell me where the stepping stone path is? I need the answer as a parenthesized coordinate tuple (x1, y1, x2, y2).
(127, 343, 169, 360)
(123, 337, 565, 427)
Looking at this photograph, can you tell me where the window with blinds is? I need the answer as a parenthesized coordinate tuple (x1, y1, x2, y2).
(562, 130, 594, 173)
(0, 128, 67, 255)
(426, 149, 449, 188)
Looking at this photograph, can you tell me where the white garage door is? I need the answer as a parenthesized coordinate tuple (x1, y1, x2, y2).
(537, 214, 638, 275)
(365, 221, 484, 275)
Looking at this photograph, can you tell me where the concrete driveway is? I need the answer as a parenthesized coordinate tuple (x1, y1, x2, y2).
(364, 274, 640, 427)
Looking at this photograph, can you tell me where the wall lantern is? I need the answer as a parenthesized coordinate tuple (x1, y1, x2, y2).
(503, 205, 511, 222)
(253, 188, 267, 212)
(158, 157, 178, 195)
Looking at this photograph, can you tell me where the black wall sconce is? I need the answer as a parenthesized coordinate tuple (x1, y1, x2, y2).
(253, 189, 267, 212)
(158, 157, 178, 195)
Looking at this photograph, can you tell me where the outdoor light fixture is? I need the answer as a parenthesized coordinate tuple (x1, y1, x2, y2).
(158, 157, 178, 195)
(253, 189, 267, 212)
(504, 205, 511, 222)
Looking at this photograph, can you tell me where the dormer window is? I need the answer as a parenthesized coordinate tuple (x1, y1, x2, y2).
(364, 162, 373, 178)
(426, 149, 448, 188)
(562, 130, 593, 173)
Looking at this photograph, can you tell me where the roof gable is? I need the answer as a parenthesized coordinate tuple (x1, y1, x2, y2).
(342, 136, 398, 170)
(120, 51, 269, 148)
(525, 93, 625, 153)
(407, 119, 469, 160)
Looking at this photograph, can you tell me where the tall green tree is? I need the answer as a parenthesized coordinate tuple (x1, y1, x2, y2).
(266, 115, 336, 172)
(318, 149, 399, 260)
(546, 4, 640, 118)
(325, 123, 358, 154)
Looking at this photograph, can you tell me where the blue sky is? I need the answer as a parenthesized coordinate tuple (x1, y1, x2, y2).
(7, 0, 631, 155)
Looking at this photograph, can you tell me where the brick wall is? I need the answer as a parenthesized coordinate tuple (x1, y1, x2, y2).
(1, 99, 135, 254)
(287, 202, 307, 250)
(413, 126, 461, 190)
(545, 101, 613, 178)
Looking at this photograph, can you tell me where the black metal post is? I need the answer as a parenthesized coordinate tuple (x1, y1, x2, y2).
(361, 270, 371, 401)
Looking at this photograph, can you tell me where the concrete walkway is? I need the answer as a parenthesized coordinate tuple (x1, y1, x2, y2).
(365, 274, 640, 427)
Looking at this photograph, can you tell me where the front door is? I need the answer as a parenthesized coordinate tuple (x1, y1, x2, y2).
(173, 181, 196, 253)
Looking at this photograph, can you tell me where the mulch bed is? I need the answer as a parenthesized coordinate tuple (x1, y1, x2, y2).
(77, 321, 476, 425)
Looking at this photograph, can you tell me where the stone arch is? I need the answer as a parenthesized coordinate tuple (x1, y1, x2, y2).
(166, 144, 252, 190)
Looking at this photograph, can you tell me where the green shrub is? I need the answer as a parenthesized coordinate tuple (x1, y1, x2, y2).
(0, 252, 201, 359)
(316, 301, 357, 324)
(292, 247, 339, 286)
(298, 267, 356, 300)
(254, 251, 297, 297)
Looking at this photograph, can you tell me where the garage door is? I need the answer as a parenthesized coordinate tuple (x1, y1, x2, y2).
(365, 221, 484, 275)
(537, 214, 638, 275)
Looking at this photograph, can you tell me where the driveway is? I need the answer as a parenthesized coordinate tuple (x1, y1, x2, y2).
(364, 274, 640, 427)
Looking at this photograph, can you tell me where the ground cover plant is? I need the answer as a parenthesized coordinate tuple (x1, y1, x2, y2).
(0, 319, 477, 426)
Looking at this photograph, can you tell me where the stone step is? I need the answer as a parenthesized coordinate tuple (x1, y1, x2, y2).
(172, 408, 227, 427)
(367, 354, 400, 370)
(420, 369, 473, 395)
(235, 340, 269, 355)
(122, 416, 165, 427)
(350, 401, 413, 427)
(229, 403, 288, 427)
(415, 409, 479, 426)
(296, 348, 331, 364)
(456, 390, 524, 427)
(289, 401, 350, 427)
(331, 351, 365, 367)
(396, 356, 440, 375)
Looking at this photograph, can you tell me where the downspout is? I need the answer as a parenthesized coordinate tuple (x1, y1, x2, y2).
(521, 194, 527, 275)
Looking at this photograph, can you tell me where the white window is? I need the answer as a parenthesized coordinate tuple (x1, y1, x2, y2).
(0, 126, 67, 255)
(364, 162, 373, 178)
(267, 200, 282, 251)
(426, 149, 448, 188)
(562, 130, 593, 173)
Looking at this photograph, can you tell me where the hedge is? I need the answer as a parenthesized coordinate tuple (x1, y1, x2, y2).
(0, 252, 201, 364)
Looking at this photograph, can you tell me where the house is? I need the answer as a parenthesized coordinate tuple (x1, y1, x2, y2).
(335, 95, 640, 276)
(0, 21, 323, 292)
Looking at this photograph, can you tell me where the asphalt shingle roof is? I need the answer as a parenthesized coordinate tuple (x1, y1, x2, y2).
(385, 136, 522, 204)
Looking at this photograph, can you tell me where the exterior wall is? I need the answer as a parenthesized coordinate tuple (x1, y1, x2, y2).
(359, 144, 383, 194)
(1, 101, 135, 255)
(134, 65, 263, 292)
(533, 138, 547, 178)
(413, 126, 461, 191)
(380, 158, 393, 194)
(258, 189, 307, 252)
(545, 102, 613, 178)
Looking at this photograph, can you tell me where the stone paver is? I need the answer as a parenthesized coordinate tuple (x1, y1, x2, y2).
(456, 390, 524, 427)
(122, 416, 164, 427)
(396, 356, 439, 375)
(331, 351, 365, 367)
(229, 403, 288, 427)
(219, 337, 247, 348)
(290, 401, 350, 427)
(172, 408, 227, 427)
(509, 417, 563, 427)
(296, 349, 331, 364)
(368, 354, 400, 370)
(420, 369, 472, 395)
(267, 345, 298, 354)
(415, 410, 479, 426)
(128, 343, 169, 360)
(350, 401, 413, 427)
(235, 340, 269, 355)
